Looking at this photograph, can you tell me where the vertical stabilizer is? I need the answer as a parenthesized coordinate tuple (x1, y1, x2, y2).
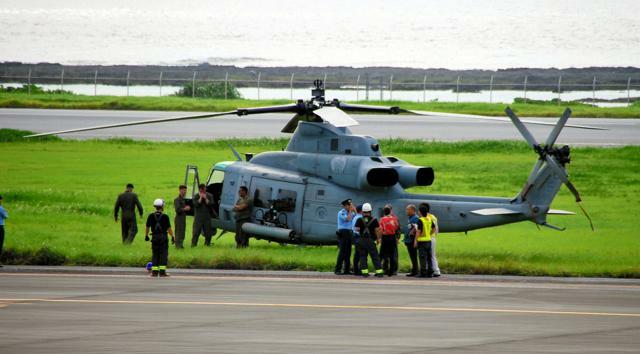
(505, 108, 590, 228)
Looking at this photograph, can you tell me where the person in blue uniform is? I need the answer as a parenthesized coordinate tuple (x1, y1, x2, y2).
(335, 199, 356, 275)
(0, 195, 7, 268)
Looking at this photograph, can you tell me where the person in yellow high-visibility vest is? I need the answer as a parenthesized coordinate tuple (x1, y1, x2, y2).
(413, 203, 436, 278)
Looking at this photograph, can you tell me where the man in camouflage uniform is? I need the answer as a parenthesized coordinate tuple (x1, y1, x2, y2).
(114, 183, 143, 244)
(173, 185, 190, 249)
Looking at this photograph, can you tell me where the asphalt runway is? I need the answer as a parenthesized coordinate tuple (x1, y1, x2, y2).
(2, 108, 639, 145)
(1, 269, 639, 353)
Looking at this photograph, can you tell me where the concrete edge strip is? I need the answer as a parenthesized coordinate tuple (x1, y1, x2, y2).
(1, 266, 639, 286)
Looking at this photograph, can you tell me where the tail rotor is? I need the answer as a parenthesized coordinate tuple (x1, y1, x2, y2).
(505, 107, 594, 231)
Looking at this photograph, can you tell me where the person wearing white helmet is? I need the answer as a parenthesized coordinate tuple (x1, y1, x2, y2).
(353, 202, 384, 277)
(144, 198, 175, 277)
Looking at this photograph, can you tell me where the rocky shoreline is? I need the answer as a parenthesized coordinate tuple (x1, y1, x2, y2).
(1, 62, 638, 91)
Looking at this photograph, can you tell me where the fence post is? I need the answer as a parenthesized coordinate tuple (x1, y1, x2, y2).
(225, 72, 229, 100)
(557, 76, 562, 105)
(126, 70, 130, 96)
(27, 68, 32, 95)
(94, 70, 98, 96)
(60, 69, 65, 92)
(627, 77, 632, 107)
(423, 75, 427, 103)
(257, 72, 261, 100)
(389, 75, 393, 101)
(159, 71, 163, 96)
(290, 72, 294, 100)
(523, 75, 528, 104)
(456, 75, 460, 103)
(323, 73, 327, 88)
(379, 76, 383, 101)
(192, 71, 197, 98)
(355, 74, 360, 101)
(365, 73, 369, 101)
(489, 75, 494, 103)
(592, 76, 596, 104)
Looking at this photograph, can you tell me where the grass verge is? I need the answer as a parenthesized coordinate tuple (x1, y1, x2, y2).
(1, 92, 639, 118)
(0, 130, 638, 277)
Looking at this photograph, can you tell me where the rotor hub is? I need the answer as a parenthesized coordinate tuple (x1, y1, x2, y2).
(534, 144, 571, 166)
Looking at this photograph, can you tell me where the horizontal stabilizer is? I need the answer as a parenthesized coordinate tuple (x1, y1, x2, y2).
(470, 208, 522, 216)
(547, 209, 576, 215)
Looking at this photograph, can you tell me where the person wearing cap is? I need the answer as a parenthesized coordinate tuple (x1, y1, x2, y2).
(0, 195, 7, 267)
(145, 198, 175, 277)
(351, 204, 363, 275)
(114, 183, 143, 244)
(354, 203, 384, 277)
(335, 199, 356, 275)
(192, 183, 215, 247)
(173, 185, 190, 249)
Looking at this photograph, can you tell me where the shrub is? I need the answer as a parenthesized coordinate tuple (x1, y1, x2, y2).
(174, 82, 242, 99)
(0, 84, 73, 95)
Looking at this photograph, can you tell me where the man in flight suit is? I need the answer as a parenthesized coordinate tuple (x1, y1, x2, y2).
(191, 184, 214, 247)
(233, 186, 251, 248)
(114, 183, 143, 244)
(173, 185, 190, 249)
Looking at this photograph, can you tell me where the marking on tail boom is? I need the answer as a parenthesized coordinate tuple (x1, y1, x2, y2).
(470, 208, 522, 216)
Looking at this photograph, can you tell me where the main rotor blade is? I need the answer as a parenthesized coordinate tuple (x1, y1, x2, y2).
(505, 107, 540, 148)
(337, 102, 402, 114)
(281, 114, 303, 133)
(407, 110, 605, 130)
(545, 108, 572, 147)
(236, 103, 302, 115)
(314, 107, 359, 128)
(24, 111, 237, 138)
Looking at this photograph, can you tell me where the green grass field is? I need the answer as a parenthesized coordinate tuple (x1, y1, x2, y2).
(1, 92, 639, 118)
(1, 130, 638, 277)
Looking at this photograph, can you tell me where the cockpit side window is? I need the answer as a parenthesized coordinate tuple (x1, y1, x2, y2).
(275, 189, 297, 212)
(253, 185, 272, 208)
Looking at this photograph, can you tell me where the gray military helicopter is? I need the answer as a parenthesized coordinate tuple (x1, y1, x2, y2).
(28, 80, 599, 244)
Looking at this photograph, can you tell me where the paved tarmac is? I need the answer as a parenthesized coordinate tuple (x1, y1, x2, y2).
(1, 267, 639, 353)
(2, 108, 639, 145)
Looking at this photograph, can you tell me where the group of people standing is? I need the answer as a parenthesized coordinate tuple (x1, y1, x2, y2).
(115, 183, 215, 249)
(335, 199, 440, 278)
(114, 183, 250, 277)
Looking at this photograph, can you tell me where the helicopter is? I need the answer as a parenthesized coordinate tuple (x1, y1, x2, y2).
(27, 80, 601, 245)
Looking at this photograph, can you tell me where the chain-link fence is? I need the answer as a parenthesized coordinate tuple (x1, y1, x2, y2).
(1, 67, 638, 106)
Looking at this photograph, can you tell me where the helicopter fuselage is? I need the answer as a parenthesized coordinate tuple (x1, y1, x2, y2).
(202, 120, 556, 245)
